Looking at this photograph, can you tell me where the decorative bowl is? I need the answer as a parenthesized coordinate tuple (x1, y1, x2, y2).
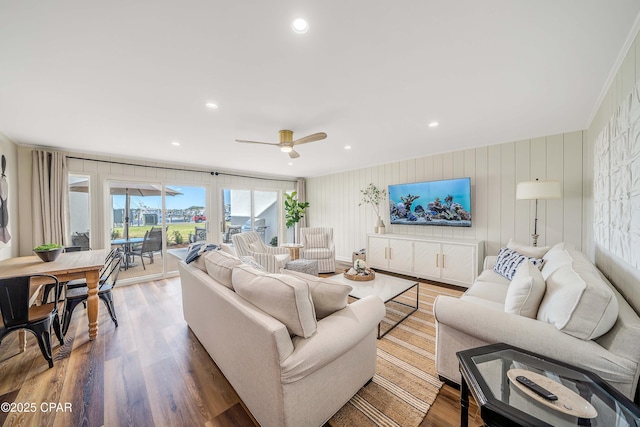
(34, 247, 63, 262)
(344, 268, 375, 281)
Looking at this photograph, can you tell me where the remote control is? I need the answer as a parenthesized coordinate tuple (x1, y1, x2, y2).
(515, 376, 558, 401)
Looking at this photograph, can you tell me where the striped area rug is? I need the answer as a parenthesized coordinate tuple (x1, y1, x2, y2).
(328, 281, 463, 427)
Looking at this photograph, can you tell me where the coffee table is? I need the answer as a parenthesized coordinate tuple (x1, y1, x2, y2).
(332, 272, 418, 338)
(457, 343, 640, 427)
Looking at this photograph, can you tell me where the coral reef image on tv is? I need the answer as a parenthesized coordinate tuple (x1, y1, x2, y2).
(389, 177, 471, 227)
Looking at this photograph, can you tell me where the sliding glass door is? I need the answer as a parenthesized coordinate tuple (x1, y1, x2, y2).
(108, 180, 207, 281)
(222, 188, 278, 247)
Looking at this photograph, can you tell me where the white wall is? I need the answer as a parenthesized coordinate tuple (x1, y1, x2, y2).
(307, 131, 584, 262)
(16, 148, 296, 256)
(586, 27, 640, 313)
(0, 132, 18, 260)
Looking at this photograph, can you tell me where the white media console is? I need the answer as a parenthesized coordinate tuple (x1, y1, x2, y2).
(366, 233, 484, 288)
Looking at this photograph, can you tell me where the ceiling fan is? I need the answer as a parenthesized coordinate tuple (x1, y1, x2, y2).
(235, 129, 327, 159)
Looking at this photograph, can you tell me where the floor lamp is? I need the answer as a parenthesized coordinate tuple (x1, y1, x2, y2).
(516, 179, 561, 247)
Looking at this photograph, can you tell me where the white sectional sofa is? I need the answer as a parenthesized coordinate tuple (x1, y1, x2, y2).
(434, 241, 640, 402)
(178, 249, 385, 427)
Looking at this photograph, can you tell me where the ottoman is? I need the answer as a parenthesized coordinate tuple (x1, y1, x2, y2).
(285, 259, 319, 276)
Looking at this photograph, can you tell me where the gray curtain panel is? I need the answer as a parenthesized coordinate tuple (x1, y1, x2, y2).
(296, 178, 307, 234)
(31, 150, 70, 247)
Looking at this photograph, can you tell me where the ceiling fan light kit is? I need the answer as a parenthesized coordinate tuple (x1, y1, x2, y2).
(235, 129, 327, 159)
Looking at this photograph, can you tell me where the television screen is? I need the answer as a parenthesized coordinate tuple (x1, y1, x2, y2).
(388, 177, 471, 227)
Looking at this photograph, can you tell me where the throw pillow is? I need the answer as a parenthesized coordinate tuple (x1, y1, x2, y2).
(504, 260, 546, 318)
(185, 242, 219, 264)
(281, 269, 353, 319)
(507, 239, 550, 259)
(306, 233, 328, 249)
(232, 265, 317, 338)
(239, 256, 265, 270)
(537, 262, 618, 340)
(204, 250, 242, 289)
(493, 247, 544, 280)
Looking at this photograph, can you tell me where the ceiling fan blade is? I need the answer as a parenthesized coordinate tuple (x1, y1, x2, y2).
(235, 139, 279, 146)
(289, 149, 300, 159)
(292, 132, 327, 145)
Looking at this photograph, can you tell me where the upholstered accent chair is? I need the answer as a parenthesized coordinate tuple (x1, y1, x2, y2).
(232, 231, 291, 273)
(299, 227, 335, 273)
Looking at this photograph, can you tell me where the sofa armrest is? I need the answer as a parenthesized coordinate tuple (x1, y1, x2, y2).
(281, 295, 385, 383)
(434, 295, 637, 385)
(483, 255, 498, 271)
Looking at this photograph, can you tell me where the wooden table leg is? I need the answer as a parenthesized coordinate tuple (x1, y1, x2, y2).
(18, 330, 26, 353)
(86, 270, 100, 340)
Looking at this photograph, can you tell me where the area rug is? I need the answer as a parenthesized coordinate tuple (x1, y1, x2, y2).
(328, 281, 463, 427)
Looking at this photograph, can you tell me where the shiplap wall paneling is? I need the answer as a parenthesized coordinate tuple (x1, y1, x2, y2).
(546, 134, 565, 247)
(486, 145, 502, 256)
(463, 149, 477, 241)
(514, 141, 531, 245)
(565, 132, 583, 250)
(474, 146, 489, 250)
(500, 142, 516, 248)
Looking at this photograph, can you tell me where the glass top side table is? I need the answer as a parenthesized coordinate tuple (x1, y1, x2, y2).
(457, 343, 640, 427)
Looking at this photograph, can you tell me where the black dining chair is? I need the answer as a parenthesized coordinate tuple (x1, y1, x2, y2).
(42, 248, 120, 304)
(0, 274, 64, 368)
(61, 250, 124, 335)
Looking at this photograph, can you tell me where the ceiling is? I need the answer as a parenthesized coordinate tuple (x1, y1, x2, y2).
(1, 1, 639, 178)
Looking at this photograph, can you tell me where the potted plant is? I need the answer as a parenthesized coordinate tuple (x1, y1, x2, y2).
(33, 243, 63, 262)
(284, 191, 309, 243)
(359, 183, 387, 233)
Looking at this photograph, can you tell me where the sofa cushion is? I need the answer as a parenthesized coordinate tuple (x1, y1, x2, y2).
(493, 247, 544, 280)
(305, 232, 329, 249)
(204, 250, 242, 289)
(540, 242, 574, 280)
(507, 239, 551, 258)
(302, 248, 333, 259)
(477, 269, 510, 286)
(281, 269, 353, 319)
(505, 261, 546, 318)
(537, 262, 619, 340)
(463, 281, 509, 305)
(232, 265, 317, 338)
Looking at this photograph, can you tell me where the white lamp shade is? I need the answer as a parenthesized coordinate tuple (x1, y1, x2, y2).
(516, 180, 561, 200)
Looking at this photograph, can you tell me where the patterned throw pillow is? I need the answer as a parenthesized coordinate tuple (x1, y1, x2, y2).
(239, 256, 265, 270)
(185, 243, 219, 264)
(493, 247, 544, 280)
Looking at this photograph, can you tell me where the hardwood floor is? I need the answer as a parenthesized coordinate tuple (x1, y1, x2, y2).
(0, 274, 481, 426)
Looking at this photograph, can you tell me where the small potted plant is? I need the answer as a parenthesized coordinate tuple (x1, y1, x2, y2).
(359, 183, 387, 233)
(33, 243, 63, 262)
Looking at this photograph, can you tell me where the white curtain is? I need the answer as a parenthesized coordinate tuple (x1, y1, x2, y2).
(32, 150, 70, 247)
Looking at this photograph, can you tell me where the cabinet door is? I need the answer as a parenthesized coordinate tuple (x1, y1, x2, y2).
(367, 236, 389, 269)
(440, 243, 476, 285)
(388, 238, 413, 273)
(413, 241, 442, 278)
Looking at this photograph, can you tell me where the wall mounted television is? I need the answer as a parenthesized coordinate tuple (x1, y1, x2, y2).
(388, 177, 472, 227)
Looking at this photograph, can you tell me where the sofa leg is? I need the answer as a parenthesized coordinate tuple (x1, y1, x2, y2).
(439, 375, 461, 390)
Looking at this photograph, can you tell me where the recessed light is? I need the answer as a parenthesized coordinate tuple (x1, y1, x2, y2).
(344, 145, 352, 150)
(288, 162, 293, 166)
(428, 121, 439, 127)
(292, 18, 308, 34)
(206, 102, 218, 109)
(171, 141, 180, 146)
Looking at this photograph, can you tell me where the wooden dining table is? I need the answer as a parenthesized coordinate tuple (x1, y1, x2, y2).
(0, 250, 106, 345)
